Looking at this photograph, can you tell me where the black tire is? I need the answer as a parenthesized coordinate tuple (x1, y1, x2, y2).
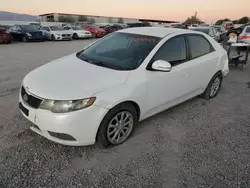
(51, 34, 55, 41)
(200, 72, 223, 100)
(96, 103, 138, 148)
(22, 36, 27, 42)
(8, 36, 12, 44)
(73, 33, 78, 40)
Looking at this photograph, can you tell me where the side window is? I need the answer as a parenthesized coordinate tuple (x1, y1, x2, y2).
(64, 27, 70, 30)
(153, 36, 187, 66)
(188, 35, 213, 59)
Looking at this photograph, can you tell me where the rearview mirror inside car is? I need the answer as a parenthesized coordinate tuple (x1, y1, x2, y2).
(152, 60, 172, 72)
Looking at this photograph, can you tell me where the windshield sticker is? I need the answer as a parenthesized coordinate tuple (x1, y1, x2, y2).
(129, 37, 157, 43)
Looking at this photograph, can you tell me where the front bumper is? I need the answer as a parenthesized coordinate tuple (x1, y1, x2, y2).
(78, 33, 92, 38)
(27, 35, 45, 41)
(19, 92, 108, 146)
(54, 35, 72, 41)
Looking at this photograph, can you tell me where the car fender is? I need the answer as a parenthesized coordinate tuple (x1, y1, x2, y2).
(93, 73, 148, 120)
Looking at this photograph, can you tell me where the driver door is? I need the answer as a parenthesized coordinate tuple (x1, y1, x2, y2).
(145, 35, 195, 117)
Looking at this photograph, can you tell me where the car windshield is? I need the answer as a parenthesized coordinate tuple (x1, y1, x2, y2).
(214, 26, 225, 32)
(72, 26, 82, 30)
(20, 25, 39, 32)
(50, 26, 63, 31)
(192, 28, 209, 34)
(76, 32, 161, 70)
(246, 27, 250, 33)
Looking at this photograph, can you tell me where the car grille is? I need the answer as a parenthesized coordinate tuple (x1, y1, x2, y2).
(21, 86, 42, 109)
(62, 34, 71, 37)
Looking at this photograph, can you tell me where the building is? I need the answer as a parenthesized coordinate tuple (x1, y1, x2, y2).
(39, 13, 178, 24)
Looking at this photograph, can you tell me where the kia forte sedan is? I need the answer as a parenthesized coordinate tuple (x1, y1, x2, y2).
(19, 27, 229, 147)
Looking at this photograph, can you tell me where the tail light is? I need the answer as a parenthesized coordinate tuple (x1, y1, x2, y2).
(240, 35, 250, 39)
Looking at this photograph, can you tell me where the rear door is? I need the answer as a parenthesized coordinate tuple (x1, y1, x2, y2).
(186, 34, 219, 91)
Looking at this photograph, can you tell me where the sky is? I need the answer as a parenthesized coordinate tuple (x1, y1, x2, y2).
(1, 0, 250, 23)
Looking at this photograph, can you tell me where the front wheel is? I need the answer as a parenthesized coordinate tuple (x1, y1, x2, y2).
(97, 103, 138, 148)
(22, 36, 27, 42)
(51, 34, 55, 41)
(201, 72, 223, 100)
(73, 33, 78, 40)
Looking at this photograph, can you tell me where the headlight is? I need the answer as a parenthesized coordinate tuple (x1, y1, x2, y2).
(39, 97, 96, 113)
(26, 33, 32, 37)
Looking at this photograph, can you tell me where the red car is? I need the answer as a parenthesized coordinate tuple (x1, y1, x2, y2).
(82, 24, 106, 38)
(0, 27, 11, 44)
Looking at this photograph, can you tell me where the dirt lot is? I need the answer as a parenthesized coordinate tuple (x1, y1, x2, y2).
(0, 40, 250, 188)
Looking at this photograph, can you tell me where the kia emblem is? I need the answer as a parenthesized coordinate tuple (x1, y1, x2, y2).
(23, 94, 28, 101)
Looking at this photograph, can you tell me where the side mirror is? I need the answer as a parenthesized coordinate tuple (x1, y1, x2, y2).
(151, 60, 172, 72)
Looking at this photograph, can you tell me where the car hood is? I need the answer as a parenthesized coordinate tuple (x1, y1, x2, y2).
(50, 30, 71, 35)
(23, 54, 129, 100)
(96, 28, 105, 32)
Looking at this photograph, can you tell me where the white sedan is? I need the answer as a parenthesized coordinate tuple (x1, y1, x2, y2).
(19, 27, 229, 147)
(62, 26, 92, 39)
(41, 25, 72, 41)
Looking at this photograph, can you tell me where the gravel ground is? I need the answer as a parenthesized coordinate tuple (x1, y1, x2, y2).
(0, 40, 250, 188)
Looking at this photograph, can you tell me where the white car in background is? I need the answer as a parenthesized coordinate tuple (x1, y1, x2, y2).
(62, 26, 92, 39)
(19, 27, 229, 147)
(239, 26, 250, 44)
(41, 25, 72, 41)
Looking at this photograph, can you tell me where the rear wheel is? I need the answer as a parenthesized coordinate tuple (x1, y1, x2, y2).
(73, 33, 78, 40)
(201, 72, 223, 100)
(97, 103, 137, 148)
(51, 34, 55, 41)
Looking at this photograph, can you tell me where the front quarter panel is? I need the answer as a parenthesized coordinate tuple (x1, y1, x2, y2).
(93, 70, 148, 120)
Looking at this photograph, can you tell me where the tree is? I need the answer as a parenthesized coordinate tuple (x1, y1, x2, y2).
(117, 18, 124, 24)
(87, 18, 95, 24)
(232, 20, 238, 24)
(215, 18, 230, 25)
(182, 16, 204, 25)
(78, 15, 88, 22)
(238, 16, 249, 24)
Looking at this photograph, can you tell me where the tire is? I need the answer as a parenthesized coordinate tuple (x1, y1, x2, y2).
(22, 36, 27, 42)
(200, 72, 223, 100)
(73, 33, 78, 40)
(51, 34, 55, 41)
(92, 33, 96, 38)
(96, 103, 138, 148)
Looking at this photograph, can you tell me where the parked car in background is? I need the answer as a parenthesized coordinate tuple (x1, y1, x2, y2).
(102, 25, 123, 34)
(238, 26, 250, 44)
(227, 23, 250, 36)
(190, 27, 220, 42)
(172, 24, 188, 29)
(30, 23, 42, 29)
(212, 25, 228, 43)
(19, 27, 229, 147)
(0, 25, 12, 31)
(222, 21, 234, 30)
(62, 26, 92, 39)
(82, 24, 106, 38)
(126, 22, 151, 28)
(41, 25, 72, 41)
(9, 25, 45, 42)
(0, 26, 11, 44)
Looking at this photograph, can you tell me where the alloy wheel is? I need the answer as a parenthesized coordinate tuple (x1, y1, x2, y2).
(107, 111, 134, 145)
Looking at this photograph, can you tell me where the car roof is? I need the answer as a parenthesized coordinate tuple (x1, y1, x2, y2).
(117, 27, 197, 38)
(192, 27, 210, 29)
